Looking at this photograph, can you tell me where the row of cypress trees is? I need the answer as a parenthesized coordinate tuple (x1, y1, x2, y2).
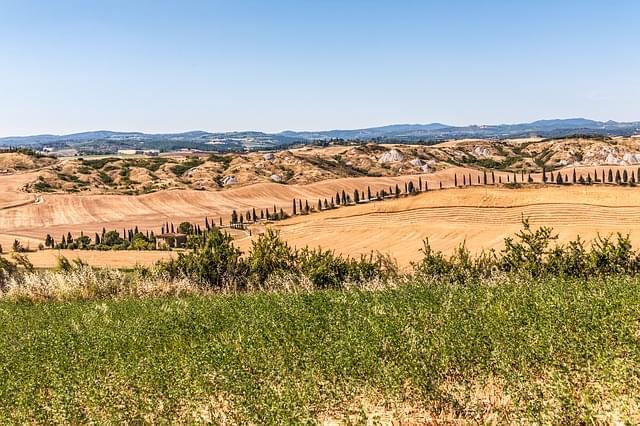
(40, 166, 640, 251)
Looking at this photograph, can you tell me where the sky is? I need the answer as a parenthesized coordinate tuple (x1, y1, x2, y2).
(1, 0, 639, 136)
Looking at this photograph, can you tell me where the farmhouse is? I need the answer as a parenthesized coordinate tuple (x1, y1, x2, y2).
(155, 233, 187, 249)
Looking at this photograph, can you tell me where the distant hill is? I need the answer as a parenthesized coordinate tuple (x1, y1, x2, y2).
(1, 119, 639, 153)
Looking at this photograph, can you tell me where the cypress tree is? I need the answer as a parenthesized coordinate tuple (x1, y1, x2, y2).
(395, 184, 400, 197)
(231, 210, 238, 224)
(368, 186, 372, 200)
(632, 172, 637, 184)
(341, 190, 347, 205)
(354, 190, 360, 203)
(615, 170, 621, 184)
(491, 171, 495, 184)
(305, 200, 309, 213)
(418, 178, 422, 192)
(439, 181, 442, 189)
(623, 169, 629, 183)
(556, 173, 563, 184)
(550, 172, 554, 182)
(601, 170, 605, 183)
(483, 170, 488, 185)
(572, 169, 577, 183)
(408, 181, 415, 194)
(253, 208, 257, 222)
(220, 217, 223, 226)
(404, 182, 408, 194)
(608, 169, 613, 183)
(293, 199, 297, 215)
(498, 176, 502, 184)
(463, 175, 466, 186)
(454, 174, 458, 187)
(318, 199, 322, 210)
(477, 175, 480, 184)
(542, 168, 547, 183)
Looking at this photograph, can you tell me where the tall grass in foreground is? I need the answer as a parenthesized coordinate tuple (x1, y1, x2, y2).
(1, 276, 640, 423)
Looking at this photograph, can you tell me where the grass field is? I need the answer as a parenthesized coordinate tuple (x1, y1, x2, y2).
(2, 276, 639, 423)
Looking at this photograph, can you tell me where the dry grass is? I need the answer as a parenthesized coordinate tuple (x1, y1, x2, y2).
(0, 267, 201, 302)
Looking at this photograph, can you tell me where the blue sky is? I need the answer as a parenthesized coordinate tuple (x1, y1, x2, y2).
(1, 0, 639, 136)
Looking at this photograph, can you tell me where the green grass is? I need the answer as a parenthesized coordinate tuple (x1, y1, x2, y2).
(1, 276, 639, 423)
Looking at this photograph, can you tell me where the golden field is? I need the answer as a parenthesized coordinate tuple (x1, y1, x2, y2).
(4, 140, 640, 268)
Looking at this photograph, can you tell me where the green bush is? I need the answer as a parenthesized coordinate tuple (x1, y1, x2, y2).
(160, 227, 246, 289)
(246, 228, 298, 286)
(414, 220, 640, 283)
(0, 257, 17, 289)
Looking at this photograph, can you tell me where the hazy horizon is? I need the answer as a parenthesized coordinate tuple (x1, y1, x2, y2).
(2, 116, 640, 139)
(1, 1, 639, 136)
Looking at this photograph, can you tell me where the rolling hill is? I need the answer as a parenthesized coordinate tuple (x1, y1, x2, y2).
(2, 119, 639, 154)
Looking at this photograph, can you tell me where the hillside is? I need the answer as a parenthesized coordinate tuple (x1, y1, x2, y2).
(5, 137, 640, 264)
(6, 135, 640, 196)
(2, 119, 639, 153)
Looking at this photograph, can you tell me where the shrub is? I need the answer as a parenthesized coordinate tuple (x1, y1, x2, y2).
(246, 229, 298, 288)
(0, 257, 17, 290)
(589, 233, 638, 275)
(160, 227, 246, 289)
(501, 219, 557, 276)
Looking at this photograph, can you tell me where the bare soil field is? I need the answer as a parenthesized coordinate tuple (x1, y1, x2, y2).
(0, 166, 516, 251)
(0, 249, 176, 269)
(268, 185, 640, 267)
